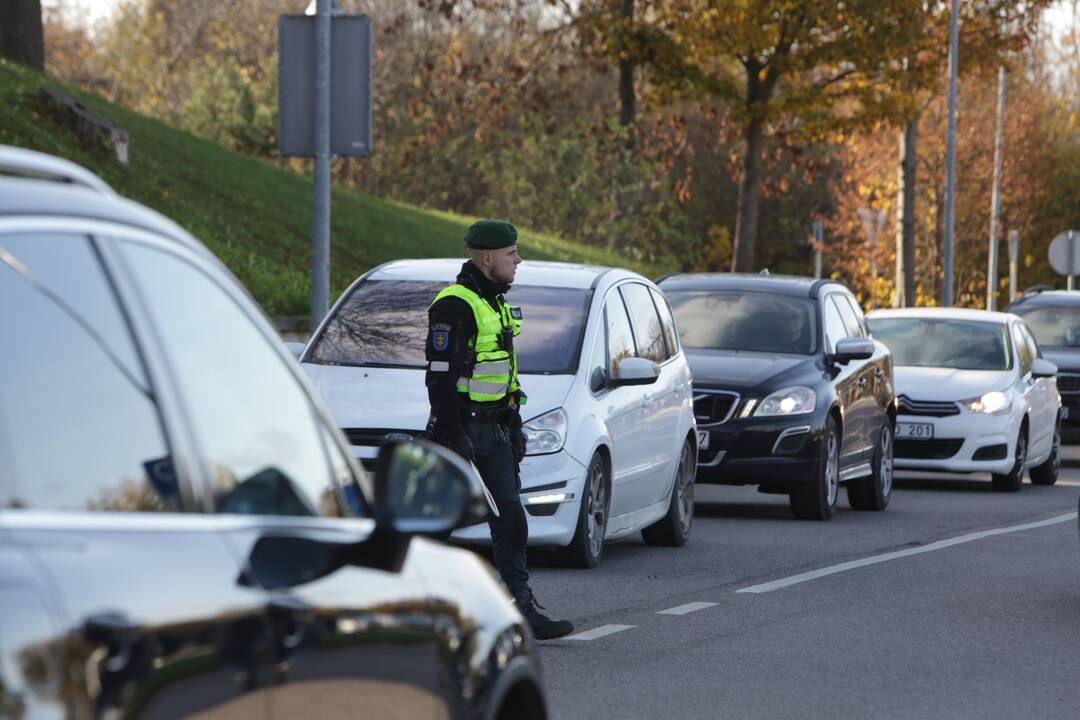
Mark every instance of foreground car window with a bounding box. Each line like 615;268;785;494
120;241;354;518
667;290;818;355
0;234;174;512
869;318;1012;371
309;279;591;374
1010;306;1080;348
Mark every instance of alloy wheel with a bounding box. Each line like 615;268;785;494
676;442;695;535
825;431;839;507
586;462;606;559
880;427;894;497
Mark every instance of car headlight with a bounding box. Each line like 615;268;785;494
963;390;1011;415
522;408;567;455
754;386;816;417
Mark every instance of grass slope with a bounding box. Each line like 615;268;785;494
0;60;660;316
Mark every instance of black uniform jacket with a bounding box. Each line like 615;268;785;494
426;261;515;439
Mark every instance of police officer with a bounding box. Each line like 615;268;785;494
425;220;574;640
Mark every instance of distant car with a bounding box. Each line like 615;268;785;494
867;308;1061;491
1006;287;1080;439
299;259;698;568
0;146;549;720
657;273;896;521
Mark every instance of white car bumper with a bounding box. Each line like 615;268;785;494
451;449;587;548
894;409;1017;475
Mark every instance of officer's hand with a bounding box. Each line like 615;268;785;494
511;426;527;465
444;432;475;463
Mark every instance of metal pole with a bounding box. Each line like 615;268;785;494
1008;229;1018;301
943;0;960;307
813;220;823;280
1070;230;1076;291
986;66;1006;311
310;0;332;329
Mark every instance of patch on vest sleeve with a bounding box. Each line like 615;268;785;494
432;330;449;352
510;306;523;319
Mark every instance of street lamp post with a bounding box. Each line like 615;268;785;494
943;0;960;306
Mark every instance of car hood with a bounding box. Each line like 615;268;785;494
301;363;576;430
1039;348;1080;373
893;366;1014;401
685;349;813;392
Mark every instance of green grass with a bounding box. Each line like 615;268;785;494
0;59;658;316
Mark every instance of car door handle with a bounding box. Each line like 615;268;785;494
641;394;653;407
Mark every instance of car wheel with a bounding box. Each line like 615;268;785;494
991;428;1027;492
560;454;608;568
848;422;893;511
1030;413;1061;486
642;438;696;547
790;416;839;521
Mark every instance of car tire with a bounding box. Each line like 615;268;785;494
991;428;1027;492
848;423;893;511
1030;413;1061;486
790;416;839;521
642;438;696;547
560;453;608;568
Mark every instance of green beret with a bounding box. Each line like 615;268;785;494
464;220;518;250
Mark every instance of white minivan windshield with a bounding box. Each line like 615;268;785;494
868;318;1013;370
308;280;591;374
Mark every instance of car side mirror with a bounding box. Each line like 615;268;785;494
285;341;305;360
830;337;875;364
612;357;660;387
372;439;489;535
1032;358;1058;379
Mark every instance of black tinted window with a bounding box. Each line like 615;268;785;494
121;241;352;518
868;318;1012;371
651;287;680;357
0;234;174;512
1010;306;1080;348
620;283;667;362
667;290;818;355
309;280;591;374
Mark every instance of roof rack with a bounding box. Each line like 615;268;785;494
0;145;115;196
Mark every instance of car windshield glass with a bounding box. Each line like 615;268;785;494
1010;306;1080;348
308;280;591;374
868;318;1012;370
665;290;818;355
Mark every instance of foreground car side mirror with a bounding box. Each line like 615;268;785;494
612;357;661;387
830;337;875;364
1032;358;1058;379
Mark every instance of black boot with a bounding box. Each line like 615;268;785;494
513;589;574;640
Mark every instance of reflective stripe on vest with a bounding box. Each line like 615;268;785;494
431;283;521;402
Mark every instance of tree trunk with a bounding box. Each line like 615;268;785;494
895;116;919;307
0;0;44;70
617;0;635;131
732;116;765;273
612;0;635;243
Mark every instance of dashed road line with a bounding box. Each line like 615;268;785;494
657;602;718;616
737;512;1078;594
566;624;635;641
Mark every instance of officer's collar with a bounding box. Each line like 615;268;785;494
458;261;510;299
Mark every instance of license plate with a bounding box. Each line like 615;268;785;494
697;430;710;450
897;422;934;440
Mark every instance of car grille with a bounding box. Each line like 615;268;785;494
693;390;740;426
1057;373;1080;393
343;428;421;447
897;395;960;418
895;438;964;460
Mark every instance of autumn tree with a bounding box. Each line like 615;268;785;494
0;0;44;70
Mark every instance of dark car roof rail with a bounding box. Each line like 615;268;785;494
1021;284;1055;296
0;145;116;196
809;278;843;298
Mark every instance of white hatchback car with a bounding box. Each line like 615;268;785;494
867;308;1061;491
298;259;698;567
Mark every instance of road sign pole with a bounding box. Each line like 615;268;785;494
311;0;332;329
1070;230;1076;291
943;0;960;306
987;66;1006;311
812;221;823;280
1008;229;1018;301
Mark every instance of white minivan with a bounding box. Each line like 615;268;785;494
298;259;698;567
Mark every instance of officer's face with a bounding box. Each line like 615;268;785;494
490;245;522;285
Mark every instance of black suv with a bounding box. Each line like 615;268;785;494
658;274;896;520
0;146;548;719
1006;286;1080;437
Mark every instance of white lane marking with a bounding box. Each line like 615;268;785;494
738;512;1078;594
566;624;635;641
657;602;718;616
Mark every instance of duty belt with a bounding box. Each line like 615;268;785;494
462;404;514;424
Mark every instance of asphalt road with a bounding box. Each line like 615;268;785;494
529;449;1080;720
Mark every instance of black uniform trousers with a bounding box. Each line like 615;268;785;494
464;418;529;596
